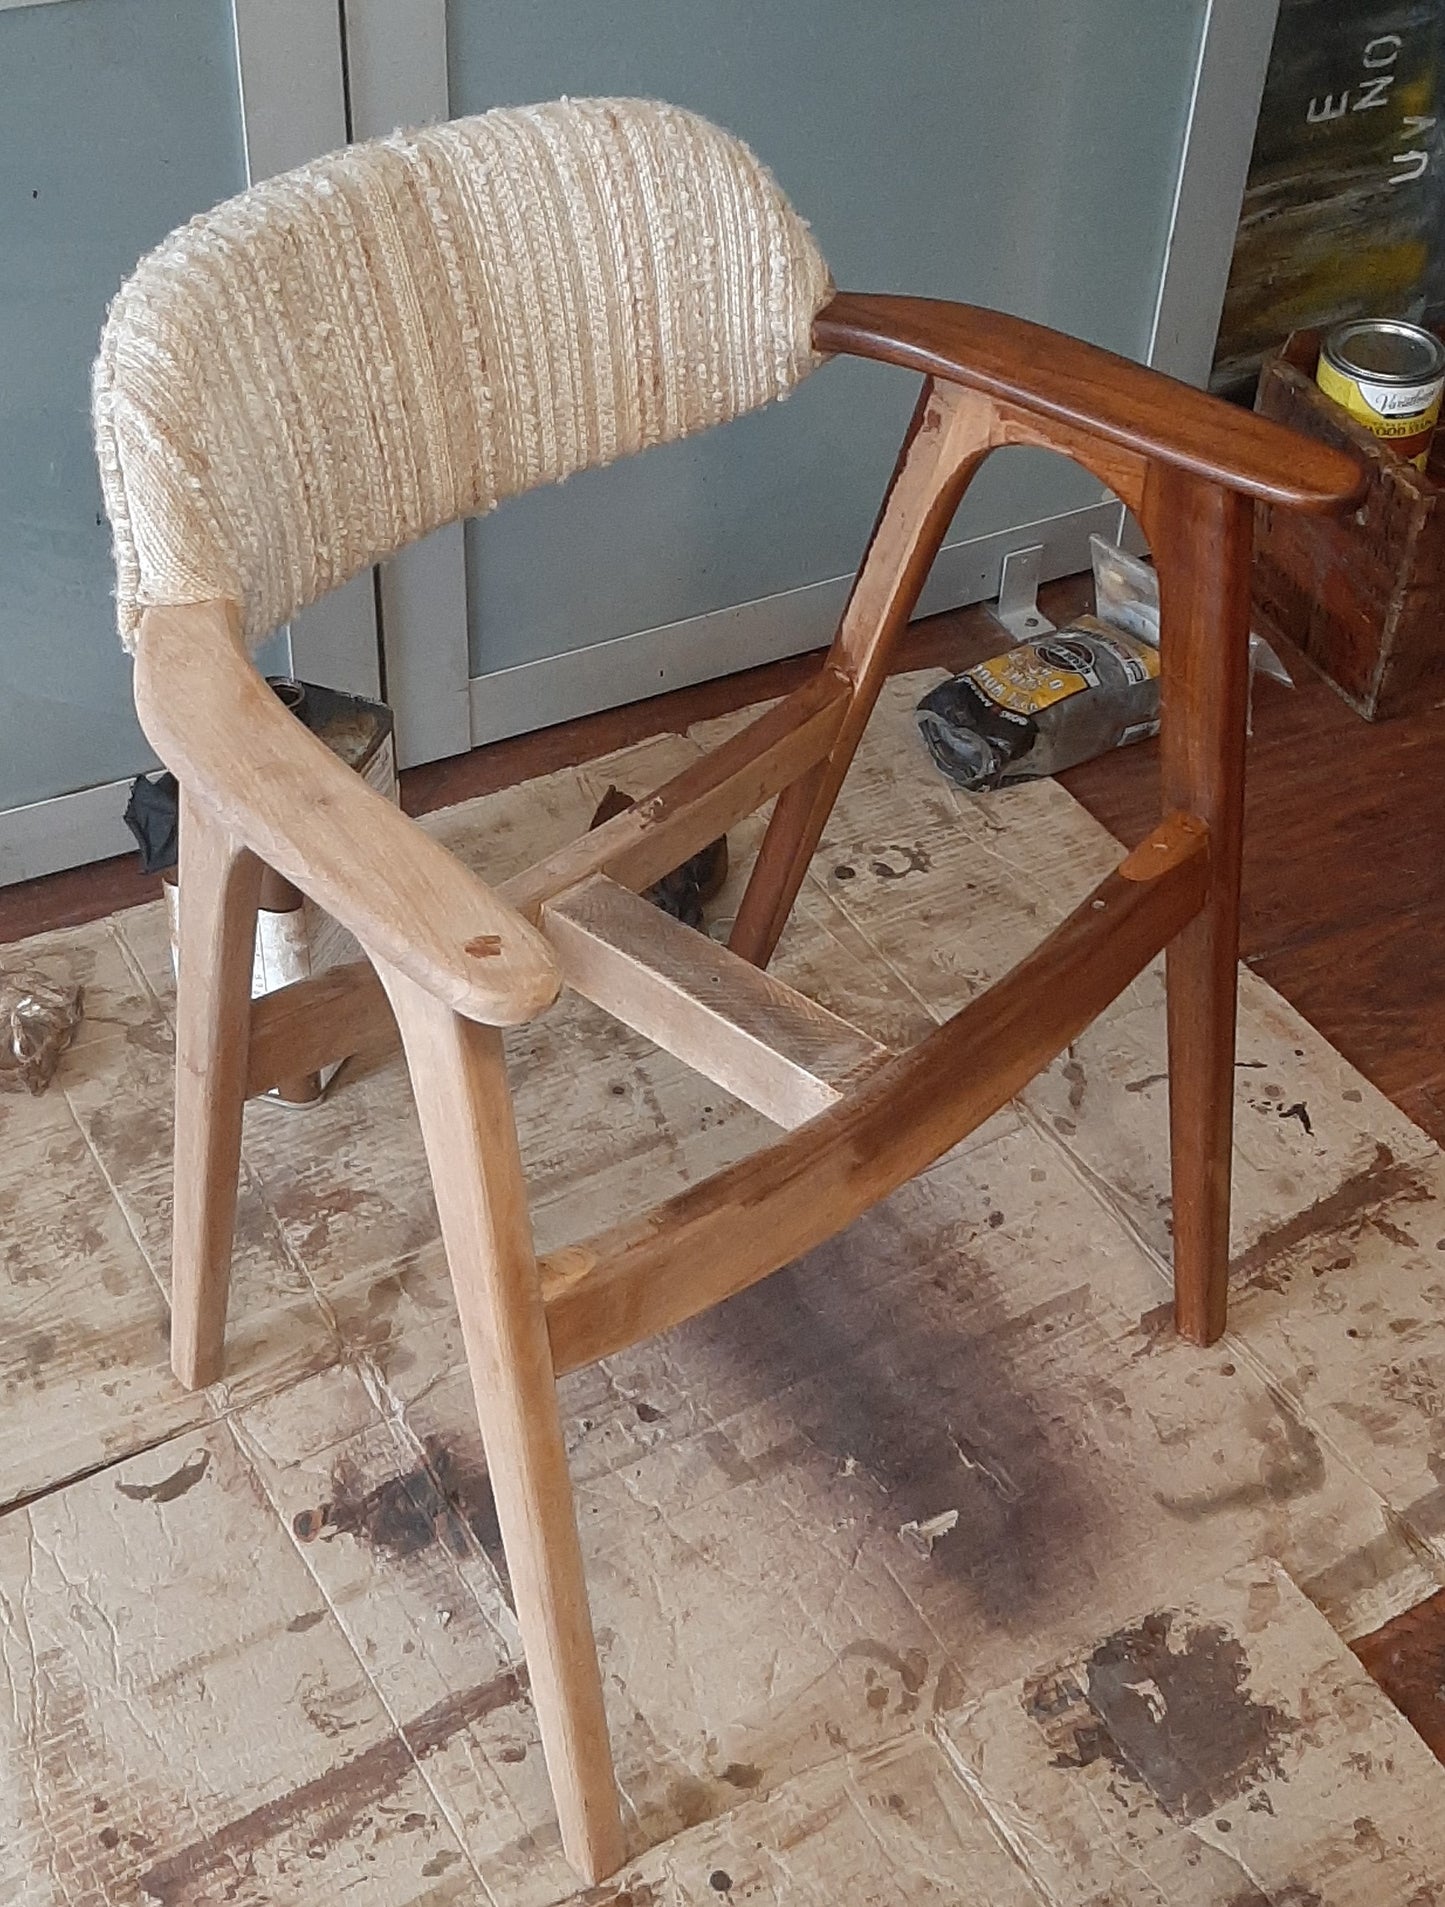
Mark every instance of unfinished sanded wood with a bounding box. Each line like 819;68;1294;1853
542;816;1209;1375
503;666;850;919
376;960;626;1885
133;601;560;1028
170;793;263;1389
544;875;890;1128
245;957;398;1099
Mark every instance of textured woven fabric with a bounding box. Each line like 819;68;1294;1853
93;98;832;652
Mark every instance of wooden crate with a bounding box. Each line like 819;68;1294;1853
1253;326;1445;720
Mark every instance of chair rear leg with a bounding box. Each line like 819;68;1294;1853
730;379;993;968
379;962;626;1886
1148;470;1253;1346
170;791;262;1388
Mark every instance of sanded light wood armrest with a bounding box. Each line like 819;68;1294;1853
814;292;1365;513
132;601;559;1026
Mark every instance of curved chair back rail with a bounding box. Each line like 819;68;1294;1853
94;98;831;653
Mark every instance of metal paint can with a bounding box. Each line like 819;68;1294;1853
1317;319;1445;470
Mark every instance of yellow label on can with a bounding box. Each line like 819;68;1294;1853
967;648;1087;715
1317;352;1443;470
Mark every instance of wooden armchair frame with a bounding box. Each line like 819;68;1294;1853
134;293;1361;1882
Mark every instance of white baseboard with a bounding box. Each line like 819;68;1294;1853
0;778;139;889
468;503;1121;746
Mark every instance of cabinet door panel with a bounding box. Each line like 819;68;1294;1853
0;0;247;818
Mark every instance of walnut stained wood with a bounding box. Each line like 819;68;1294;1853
729;379;996;966
1146;469;1252;1344
502;666;850;919
814;293;1364;510
135;289;1361;1884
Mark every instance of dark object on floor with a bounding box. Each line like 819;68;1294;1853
916;616;1159;791
123;771;180;874
121;680;397;882
589;785;728;927
1255;325;1445;719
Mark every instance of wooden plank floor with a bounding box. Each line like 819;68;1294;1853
4;572;1443;1755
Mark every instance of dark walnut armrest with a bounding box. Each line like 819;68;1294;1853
814;292;1364;514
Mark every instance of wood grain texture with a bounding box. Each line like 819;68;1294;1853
729;379;994;966
989;396;1149;517
815;292;1365;510
377;961;626;1885
244;958;398;1099
169;793;262;1389
542;814;1208;1376
502;665;849;919
132;601;559;1028
1353;1589;1445;1767
1060;627;1445;1152
543;874;889;1128
1142;468;1254;1346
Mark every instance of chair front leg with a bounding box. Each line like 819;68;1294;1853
376;961;626;1886
170;790;262;1388
1144;466;1253;1346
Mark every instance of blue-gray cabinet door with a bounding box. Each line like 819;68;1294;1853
0;0;250;880
396;0;1264;755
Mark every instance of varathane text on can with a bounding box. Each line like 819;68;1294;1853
1317;319;1445;471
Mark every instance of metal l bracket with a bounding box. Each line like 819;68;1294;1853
992;544;1056;643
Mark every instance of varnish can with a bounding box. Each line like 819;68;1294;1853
1317;319;1445;470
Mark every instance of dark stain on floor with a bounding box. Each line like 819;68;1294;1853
115;1448;211;1505
1025;1611;1296;1823
136;1667;526;1903
684;1192;1108;1631
292;1432;512;1602
1232;1144;1433;1291
1154;1387;1325;1516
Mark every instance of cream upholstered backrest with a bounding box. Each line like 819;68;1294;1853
93;98;833;653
